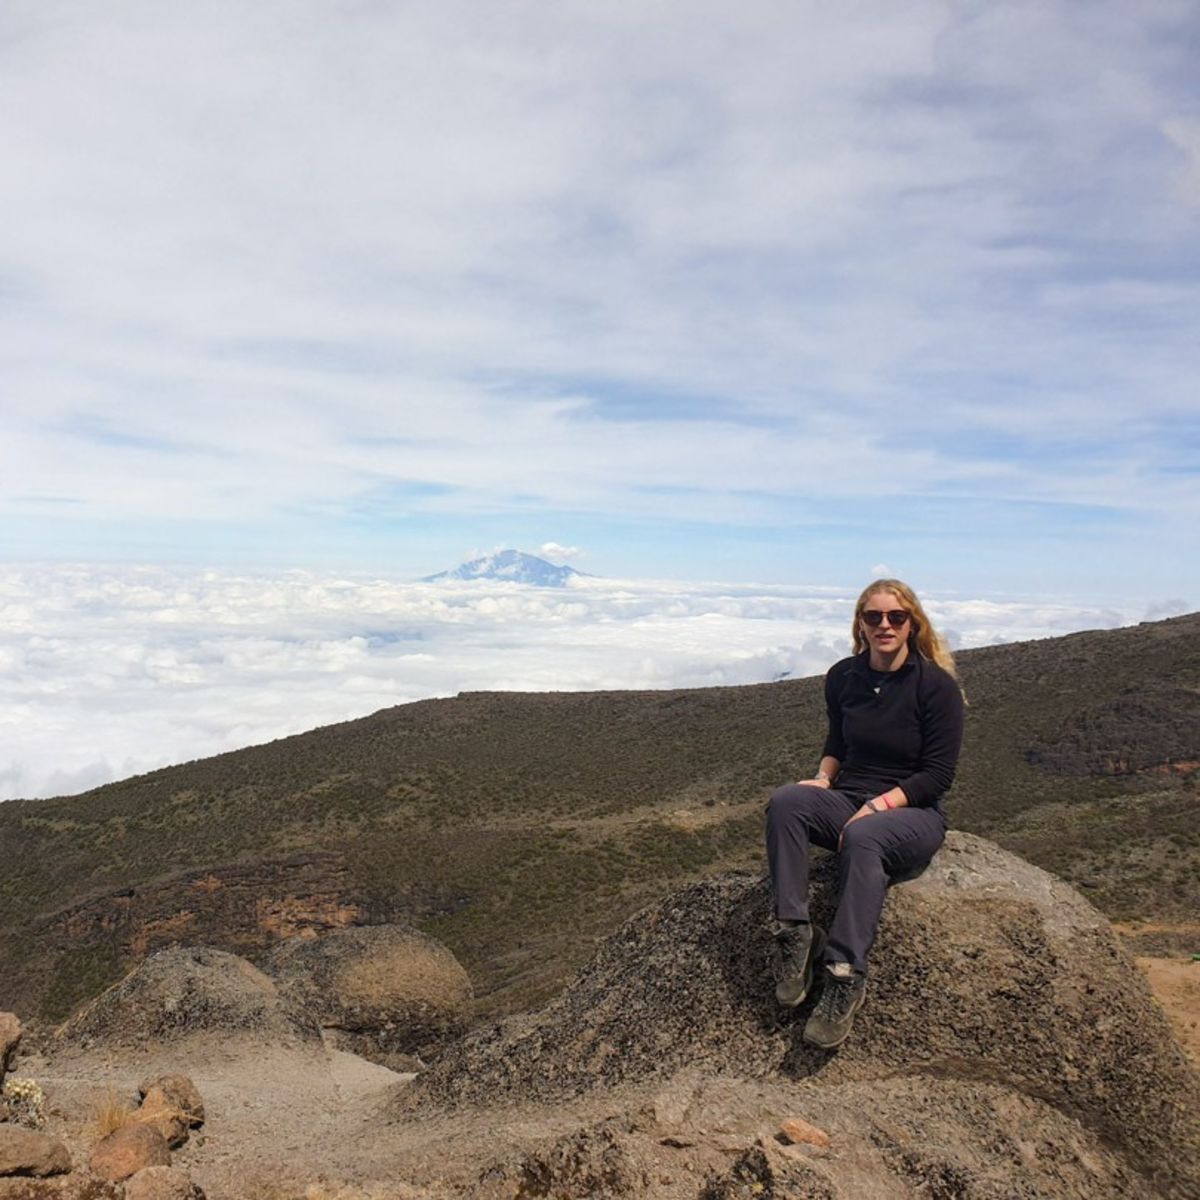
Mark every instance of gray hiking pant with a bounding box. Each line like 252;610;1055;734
765;783;946;974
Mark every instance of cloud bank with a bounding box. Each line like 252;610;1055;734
0;563;1161;802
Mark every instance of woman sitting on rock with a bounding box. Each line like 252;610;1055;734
766;578;964;1048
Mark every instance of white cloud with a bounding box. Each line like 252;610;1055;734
870;564;893;579
539;542;582;562
0;563;1148;801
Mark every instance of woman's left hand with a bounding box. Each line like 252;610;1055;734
838;801;878;850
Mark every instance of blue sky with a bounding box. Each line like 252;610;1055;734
2;0;1198;599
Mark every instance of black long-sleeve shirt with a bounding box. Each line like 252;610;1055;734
821;650;964;811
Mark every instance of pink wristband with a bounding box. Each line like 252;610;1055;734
881;794;897;809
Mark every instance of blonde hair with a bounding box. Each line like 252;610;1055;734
852;579;957;678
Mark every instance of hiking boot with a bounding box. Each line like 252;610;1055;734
802;964;866;1048
772;922;819;1007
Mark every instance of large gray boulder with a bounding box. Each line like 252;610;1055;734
266;924;472;1064
406;832;1200;1199
57;947;303;1048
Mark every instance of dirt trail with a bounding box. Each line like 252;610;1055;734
1136;957;1200;1065
1113;920;1200;936
1112;919;1199;1067
31;1038;415;1198
31;1038;699;1198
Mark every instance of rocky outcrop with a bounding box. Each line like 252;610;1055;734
39;853;362;960
406;832;1200;1199
266;924;472;1064
57;948;305;1049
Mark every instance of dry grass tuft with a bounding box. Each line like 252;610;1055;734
91;1086;136;1139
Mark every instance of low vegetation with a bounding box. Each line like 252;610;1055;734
90;1086;135;1140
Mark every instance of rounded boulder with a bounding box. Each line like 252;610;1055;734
266;924;472;1063
57;947;302;1048
408;831;1200;1198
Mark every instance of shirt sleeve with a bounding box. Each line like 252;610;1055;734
821;663;847;763
895;666;964;807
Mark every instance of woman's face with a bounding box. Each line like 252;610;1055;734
859;589;912;656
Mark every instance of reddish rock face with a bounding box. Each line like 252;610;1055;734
9;852;445;1021
88;1126;171;1183
44;853;366;964
0;1126;72;1178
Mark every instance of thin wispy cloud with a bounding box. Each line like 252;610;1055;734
0;2;1196;592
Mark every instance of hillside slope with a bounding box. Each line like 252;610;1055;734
1;612;1196;1023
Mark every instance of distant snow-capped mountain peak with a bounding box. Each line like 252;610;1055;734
421;549;585;587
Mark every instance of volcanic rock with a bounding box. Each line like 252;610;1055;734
777;1118;829;1149
266;923;472;1063
136;1078;203;1130
129;1090;189;1150
0;1178;124;1199
0;1127;70;1177
406;831;1200;1198
0;1016;20;1086
123;1166;206;1200
88;1125;171;1182
698;1144;836;1200
57;948;304;1048
474;1120;646;1199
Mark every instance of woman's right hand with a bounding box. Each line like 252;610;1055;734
801;776;832;788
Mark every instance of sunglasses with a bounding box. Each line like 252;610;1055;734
861;609;910;628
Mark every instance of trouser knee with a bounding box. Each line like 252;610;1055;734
838;819;885;857
767;783;819;822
